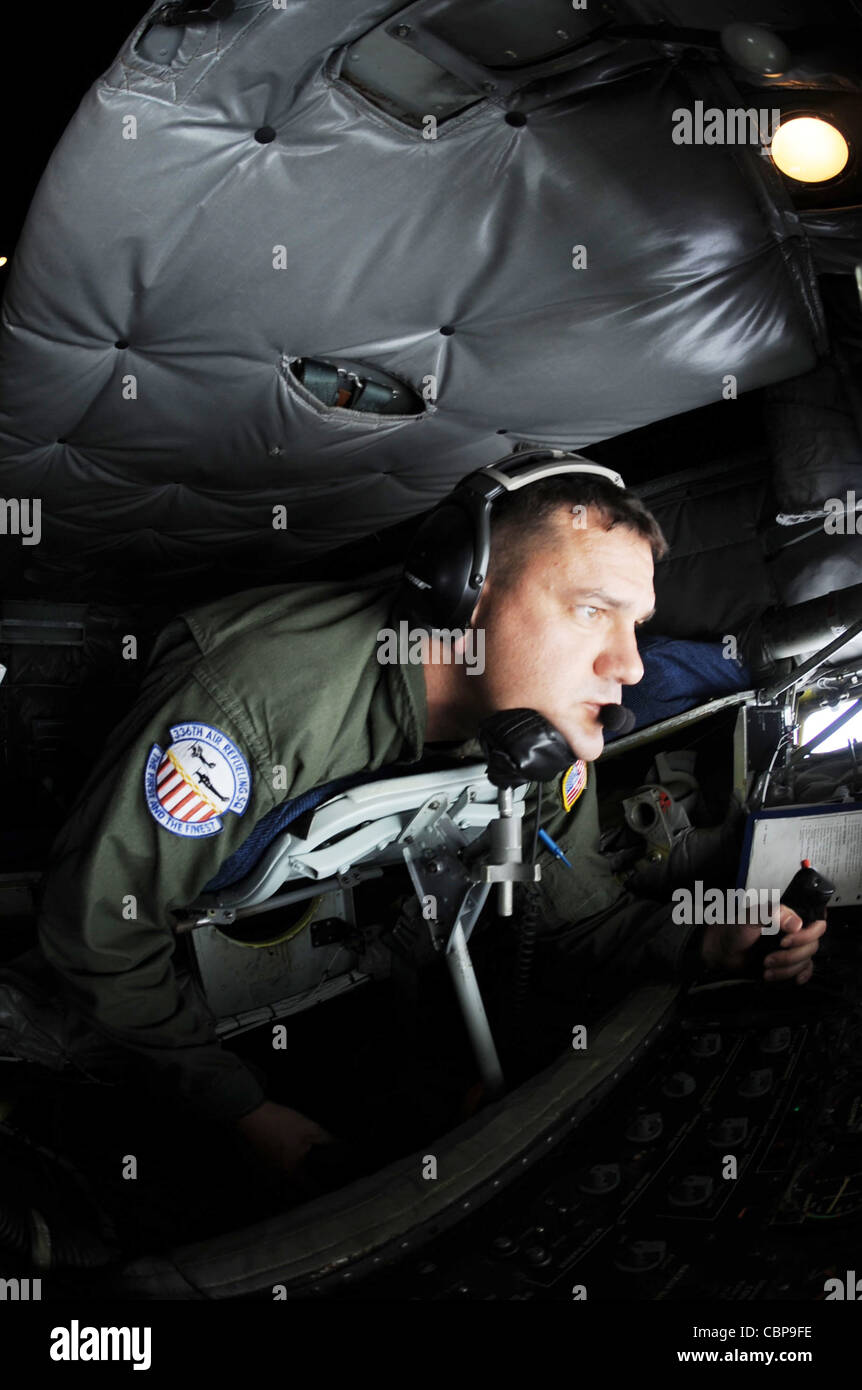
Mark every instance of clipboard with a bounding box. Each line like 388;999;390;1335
737;802;862;907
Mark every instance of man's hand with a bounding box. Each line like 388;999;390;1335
234;1099;335;1180
700;903;826;985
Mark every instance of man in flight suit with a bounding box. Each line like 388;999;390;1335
33;468;827;1180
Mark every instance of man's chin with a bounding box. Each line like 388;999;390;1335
561;717;605;763
580;734;606;763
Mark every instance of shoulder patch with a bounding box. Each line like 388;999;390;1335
145;722;251;838
561;759;588;812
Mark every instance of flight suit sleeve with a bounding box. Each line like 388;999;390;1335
529;765;704;984
36;621;280;1124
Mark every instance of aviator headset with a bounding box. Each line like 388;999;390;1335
401;448;627;630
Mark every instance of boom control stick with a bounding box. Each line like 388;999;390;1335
783;860;835;926
751;858;835;980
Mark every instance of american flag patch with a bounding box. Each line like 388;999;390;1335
156;749;218;825
561;759;587;812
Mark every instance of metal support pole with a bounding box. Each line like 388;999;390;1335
496;786;515;918
445;922;505;1099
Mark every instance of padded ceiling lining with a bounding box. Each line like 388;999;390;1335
0;0;826;578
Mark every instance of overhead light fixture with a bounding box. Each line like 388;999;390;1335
770;116;849;183
0;256;7;268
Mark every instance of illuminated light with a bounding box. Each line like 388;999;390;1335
800;697;862;753
0;257;7;268
770;116;849;183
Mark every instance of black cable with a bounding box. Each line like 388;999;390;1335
530;780;543;865
513;781;545;1020
514;885;541;1020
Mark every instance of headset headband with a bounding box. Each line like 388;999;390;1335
479;452;625;494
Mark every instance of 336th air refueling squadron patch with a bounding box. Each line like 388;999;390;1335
561;759;588;812
145;722;251;838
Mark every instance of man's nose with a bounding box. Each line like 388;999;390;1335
596;626;644;687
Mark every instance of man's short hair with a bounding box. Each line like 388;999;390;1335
487;474;667;591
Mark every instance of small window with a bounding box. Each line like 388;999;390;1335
799;697;862;753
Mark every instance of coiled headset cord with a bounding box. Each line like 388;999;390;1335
513;782;544;1017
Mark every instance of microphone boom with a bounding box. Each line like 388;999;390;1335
599;704;635;734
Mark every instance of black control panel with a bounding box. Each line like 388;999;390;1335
324;920;862;1300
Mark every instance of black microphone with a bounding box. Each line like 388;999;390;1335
599;704;636;735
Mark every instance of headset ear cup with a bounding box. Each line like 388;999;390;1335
400;450;625;633
401;503;478;628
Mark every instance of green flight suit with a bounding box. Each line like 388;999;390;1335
36;574;700;1125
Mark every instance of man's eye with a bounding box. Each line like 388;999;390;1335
578;605;602;621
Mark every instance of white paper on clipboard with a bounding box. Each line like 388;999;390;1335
739;804;862;907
